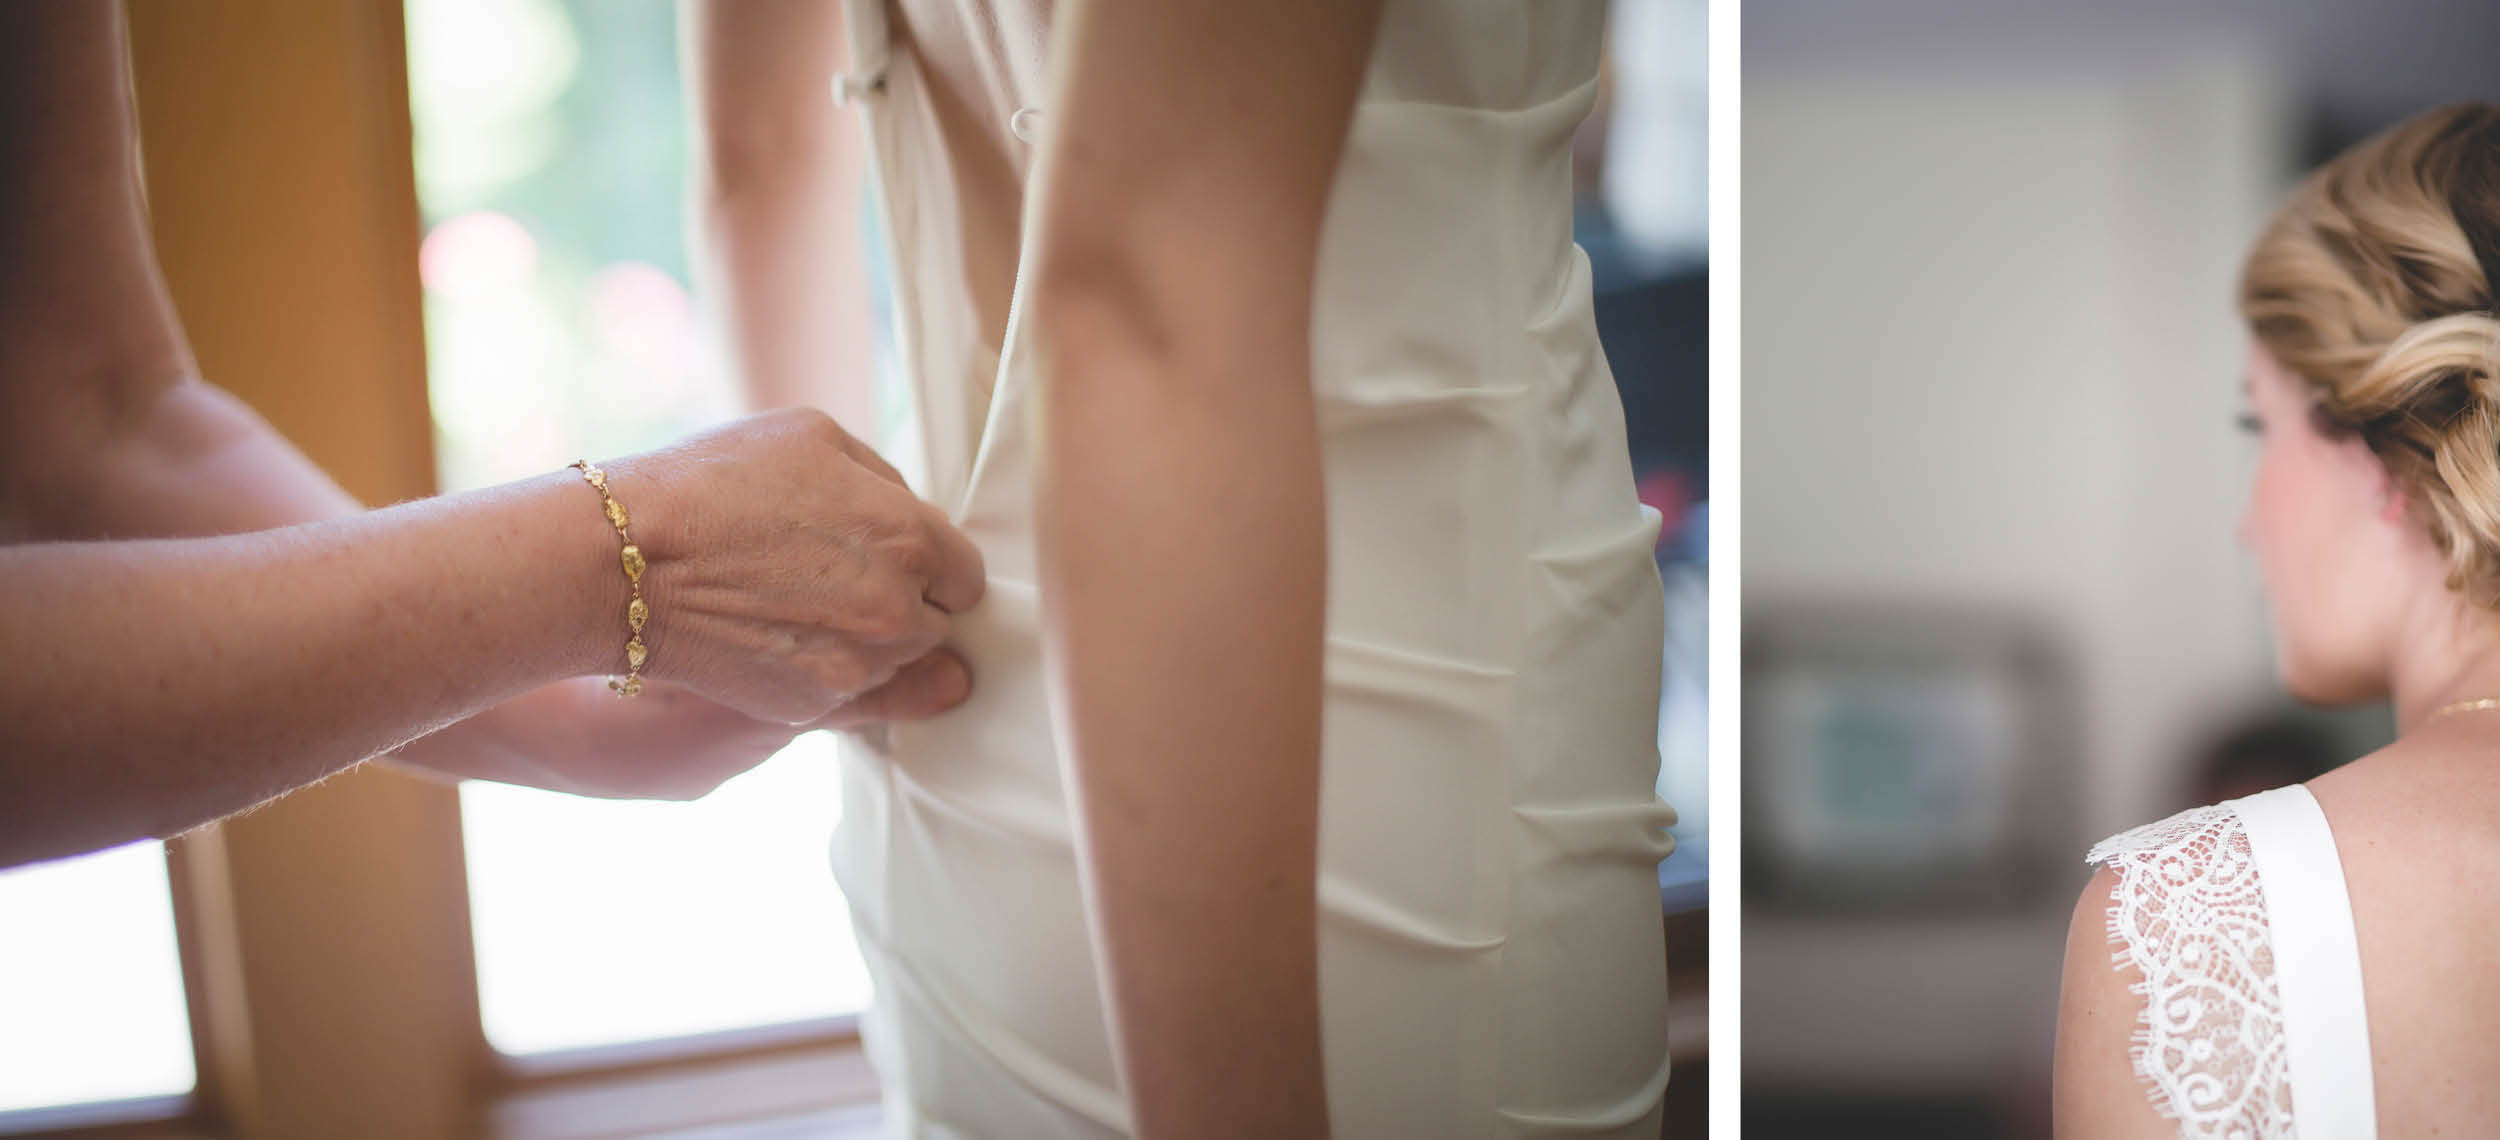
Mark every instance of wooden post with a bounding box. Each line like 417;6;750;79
124;2;485;1136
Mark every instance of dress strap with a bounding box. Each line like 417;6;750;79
2232;784;2377;1138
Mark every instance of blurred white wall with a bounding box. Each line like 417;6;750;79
1603;0;1707;272
1744;40;2293;1093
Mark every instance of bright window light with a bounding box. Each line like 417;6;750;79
407;0;892;1056
0;843;196;1112
462;733;871;1054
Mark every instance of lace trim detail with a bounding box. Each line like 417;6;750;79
2086;805;2295;1140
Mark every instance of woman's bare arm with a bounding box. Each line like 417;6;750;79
0;2;969;811
1;406;987;872
1;470;622;867
1024;2;1382;1134
36;378;971;806
2053;869;2175;1138
684;0;880;437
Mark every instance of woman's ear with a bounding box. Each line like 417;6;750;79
2324;426;2411;526
2372;452;2410;525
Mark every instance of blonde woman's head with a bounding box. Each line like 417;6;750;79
2238;102;2500;701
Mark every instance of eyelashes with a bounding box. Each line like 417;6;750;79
2235;411;2263;436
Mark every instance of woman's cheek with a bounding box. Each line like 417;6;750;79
2252;450;2312;603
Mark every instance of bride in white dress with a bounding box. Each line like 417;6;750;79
687;1;1677;1135
2056;102;2500;1138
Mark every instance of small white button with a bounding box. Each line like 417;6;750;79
832;69;887;106
1009;106;1044;143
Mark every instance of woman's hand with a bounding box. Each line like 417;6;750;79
394;662;969;803
0;4;981;863
388;407;978;800
601;407;986;726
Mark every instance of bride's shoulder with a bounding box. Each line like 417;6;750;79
2054;799;2284;1139
2072;800;2271;993
2070;799;2270;1033
2084;800;2249;871
2075;798;2269;982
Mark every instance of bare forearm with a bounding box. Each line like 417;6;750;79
696;156;876;432
14;377;656;794
1026;1;1380;1131
686;0;877;436
1032;309;1331;1135
0;0;653;803
0;470;616;866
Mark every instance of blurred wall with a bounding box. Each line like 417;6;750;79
1748;43;2290;842
1742;34;2295;1125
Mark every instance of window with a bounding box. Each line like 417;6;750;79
0;844;195;1114
0;5;889;1135
406;0;896;1058
461;740;872;1054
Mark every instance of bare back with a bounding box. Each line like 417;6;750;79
2306;732;2500;1134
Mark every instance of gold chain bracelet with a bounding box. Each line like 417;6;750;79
570;460;649;697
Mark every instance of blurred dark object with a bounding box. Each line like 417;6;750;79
1744;605;2080;915
2182;712;2343;809
1661;1060;1705;1138
1743;1090;2008;1140
1602;268;1708;508
1578;144;1707;559
1658;907;1706;1138
1580;180;1706;561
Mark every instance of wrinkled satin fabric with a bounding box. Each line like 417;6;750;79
828;2;1677;1134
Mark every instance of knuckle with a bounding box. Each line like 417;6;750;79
888;526;936;578
758;406;844;457
798;407;848;445
826;486;905;549
752;405;811;439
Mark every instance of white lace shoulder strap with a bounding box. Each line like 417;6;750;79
2083;785;2376;1140
2086;801;2293;1138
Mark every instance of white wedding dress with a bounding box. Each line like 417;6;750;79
821;0;1678;1135
2085;784;2377;1139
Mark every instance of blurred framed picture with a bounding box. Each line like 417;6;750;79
1743;604;2079;913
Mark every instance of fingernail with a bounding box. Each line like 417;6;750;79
925;656;971;705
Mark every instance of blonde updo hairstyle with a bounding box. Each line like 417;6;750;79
2240;102;2500;605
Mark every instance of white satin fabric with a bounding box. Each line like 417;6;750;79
827;2;1678;1134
